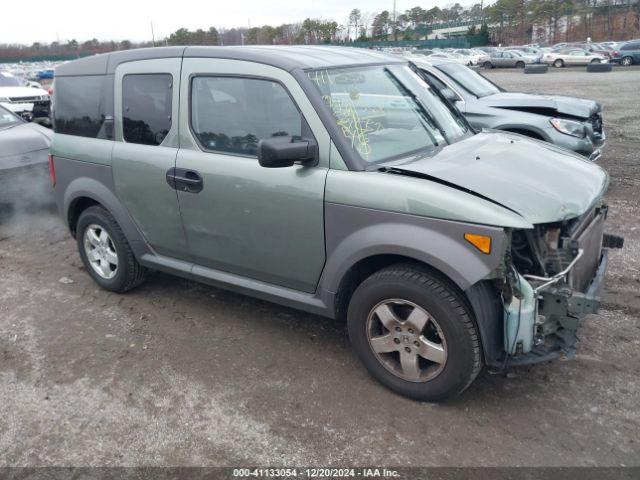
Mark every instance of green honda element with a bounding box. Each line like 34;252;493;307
50;46;621;401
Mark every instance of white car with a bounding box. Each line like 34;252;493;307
0;71;51;124
542;49;608;67
454;49;489;66
427;52;471;66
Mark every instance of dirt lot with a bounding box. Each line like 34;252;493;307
1;67;639;467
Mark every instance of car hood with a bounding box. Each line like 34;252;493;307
481;91;599;118
0;122;51;170
0;86;49;98
383;131;608;225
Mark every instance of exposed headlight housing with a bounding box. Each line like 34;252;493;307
550;118;586;138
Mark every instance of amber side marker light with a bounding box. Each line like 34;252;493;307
464;233;491;254
48;154;56;187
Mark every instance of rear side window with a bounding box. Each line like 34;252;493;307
54;75;113;139
190;76;302;156
122;74;172;146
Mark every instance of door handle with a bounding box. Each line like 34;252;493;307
166;168;204;193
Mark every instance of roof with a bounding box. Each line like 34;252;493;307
55;45;403;77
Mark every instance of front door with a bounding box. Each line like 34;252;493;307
111;58;187;259
175;58;329;293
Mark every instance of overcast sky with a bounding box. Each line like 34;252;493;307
3;0;474;45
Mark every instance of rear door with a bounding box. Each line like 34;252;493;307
503;51;517;67
174;58;330;293
490;51;503;67
111;59;188;259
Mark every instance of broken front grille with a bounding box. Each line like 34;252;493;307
590;112;603;137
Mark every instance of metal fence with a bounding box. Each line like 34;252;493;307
331;35;488;49
0;53;89;64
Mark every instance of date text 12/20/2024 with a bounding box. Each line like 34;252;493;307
233;468;400;477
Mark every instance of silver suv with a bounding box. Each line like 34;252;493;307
50;46;621;401
410;57;605;160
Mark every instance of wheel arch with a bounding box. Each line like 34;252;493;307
62;176;152;260
332;252;480;320
321;205;507;310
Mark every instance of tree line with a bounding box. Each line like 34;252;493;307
1;1;639;61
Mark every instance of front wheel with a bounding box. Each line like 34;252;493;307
76;205;148;293
516;61;525;68
347;264;482;402
483;61;493;69
621;56;633;66
553;59;564;68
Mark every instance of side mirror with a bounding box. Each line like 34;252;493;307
257;136;318;168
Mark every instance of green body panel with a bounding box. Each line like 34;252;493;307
111;58;187;258
385;131;609;225
175;58;329;293
325;169;532;229
175;150;328;292
50;135;113;165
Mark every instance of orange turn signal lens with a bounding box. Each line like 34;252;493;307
464;233;491;254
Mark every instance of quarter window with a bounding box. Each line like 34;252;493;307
54;75;113;139
190;76;303;156
122;74;172;146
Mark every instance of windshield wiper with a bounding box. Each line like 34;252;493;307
383;67;449;145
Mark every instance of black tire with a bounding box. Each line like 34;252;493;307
621;56;633;66
347;264;482;402
76;205;147;293
483;61;493;69
553;59;564;68
516;61;525;68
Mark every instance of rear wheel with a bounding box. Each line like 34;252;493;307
347;264;482;402
621;56;633;66
553;59;564;68
516;61;525;68
76;206;147;293
483;61;493;69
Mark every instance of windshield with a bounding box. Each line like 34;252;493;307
0;105;22;128
308;64;469;163
434;62;501;98
0;72;22;87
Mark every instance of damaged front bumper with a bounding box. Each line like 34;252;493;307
505;249;608;366
502;207;621;366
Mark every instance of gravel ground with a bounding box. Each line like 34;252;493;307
1;67;639;467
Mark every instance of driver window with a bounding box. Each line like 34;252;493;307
190;76;303;157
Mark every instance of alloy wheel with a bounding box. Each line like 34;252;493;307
366;299;447;383
83;224;118;280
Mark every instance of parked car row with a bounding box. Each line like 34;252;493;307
0;71;52;125
38;46;621;402
411;47;490;66
479;39;640;67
